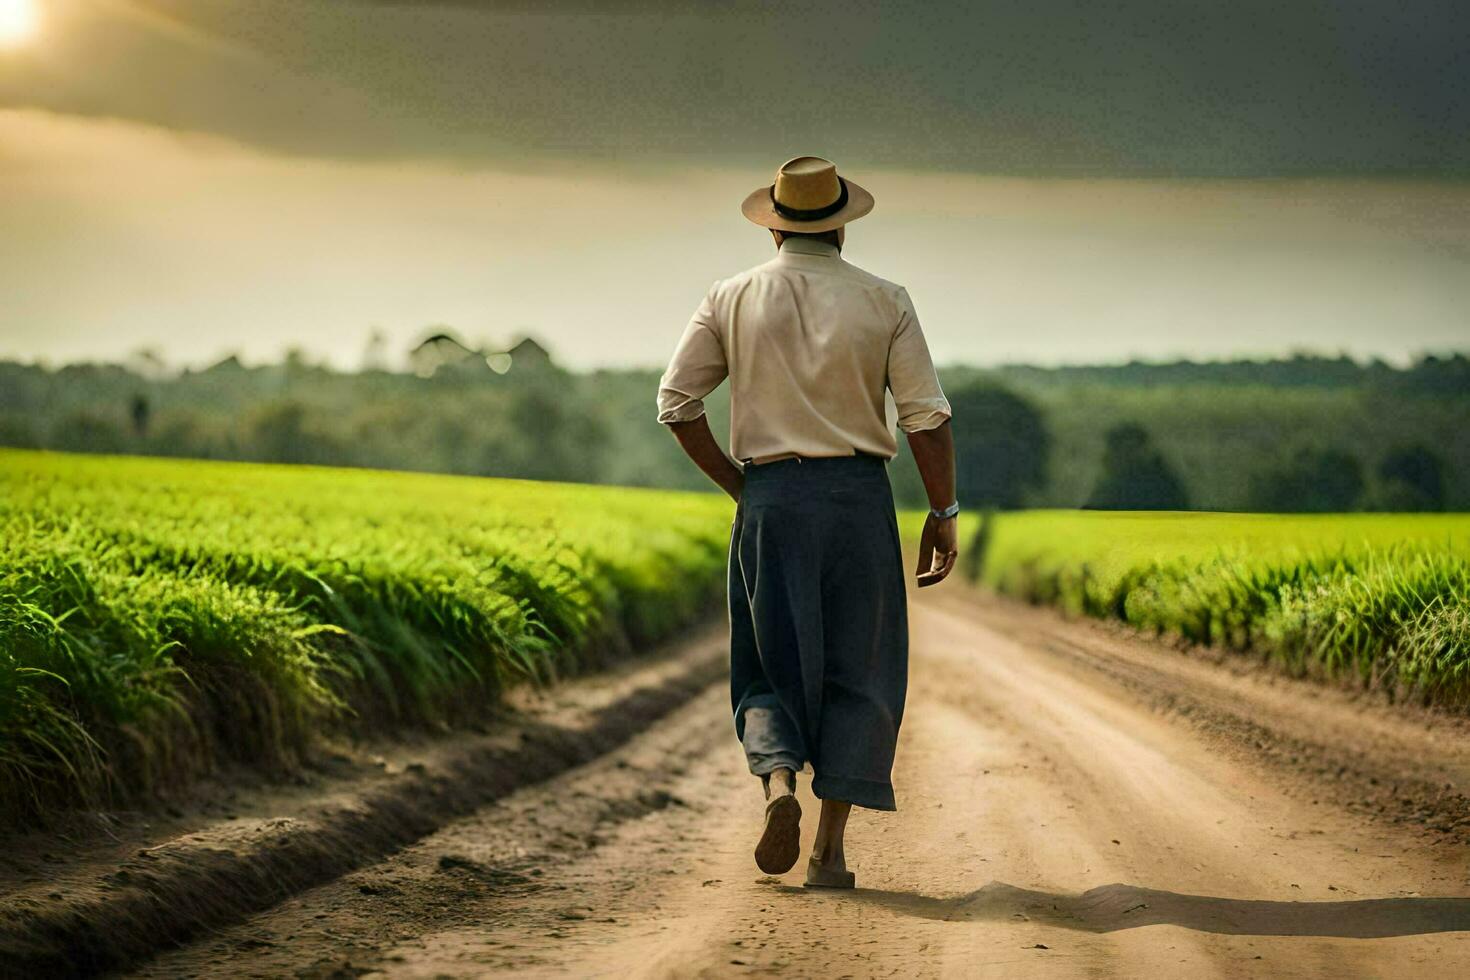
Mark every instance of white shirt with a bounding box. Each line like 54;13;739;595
656;237;951;463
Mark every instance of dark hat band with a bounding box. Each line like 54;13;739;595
770;177;849;222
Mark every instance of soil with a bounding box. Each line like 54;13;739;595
0;627;726;977
12;587;1470;978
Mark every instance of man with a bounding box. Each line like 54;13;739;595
656;156;958;889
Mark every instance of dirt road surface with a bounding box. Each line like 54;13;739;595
129;587;1470;979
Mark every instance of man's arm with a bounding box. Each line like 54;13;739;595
905;420;958;587
668;416;744;502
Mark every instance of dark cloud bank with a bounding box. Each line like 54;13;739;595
2;0;1467;176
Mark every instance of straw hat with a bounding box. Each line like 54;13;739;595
741;156;874;233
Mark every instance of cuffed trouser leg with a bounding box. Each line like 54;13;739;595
739;692;806;776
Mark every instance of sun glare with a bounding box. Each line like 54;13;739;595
0;0;39;49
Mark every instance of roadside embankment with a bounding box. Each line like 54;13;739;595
0;625;725;978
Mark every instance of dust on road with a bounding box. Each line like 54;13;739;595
134;590;1470;979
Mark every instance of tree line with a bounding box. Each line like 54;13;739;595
1;348;1465;512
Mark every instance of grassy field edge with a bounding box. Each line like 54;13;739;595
0;450;733;825
964;509;1470;707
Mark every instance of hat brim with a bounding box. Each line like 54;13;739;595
740;179;874;233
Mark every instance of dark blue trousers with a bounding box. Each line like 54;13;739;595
728;454;909;811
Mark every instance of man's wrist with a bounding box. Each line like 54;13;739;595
929;500;960;520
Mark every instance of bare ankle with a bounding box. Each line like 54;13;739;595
764;766;796;799
812;841;846;869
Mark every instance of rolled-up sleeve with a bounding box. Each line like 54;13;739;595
656;286;728;425
887;288;951;432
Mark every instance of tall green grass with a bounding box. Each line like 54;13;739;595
0;450;731;819
967;510;1470;703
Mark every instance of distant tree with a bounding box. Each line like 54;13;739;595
1084;423;1189;510
496;385;608;481
946;384;1050;509
1375;444;1446;511
148;412;221;460
1247;447;1364;512
245;401;312;464
130;394;151;437
0;414;39;449
1399;353;1470;394
51;412;127;454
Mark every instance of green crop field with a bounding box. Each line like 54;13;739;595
11;447;1467;824
0;449;732;819
969;510;1470;702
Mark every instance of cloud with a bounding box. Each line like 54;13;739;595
1;0;1467;176
3;108;1468;374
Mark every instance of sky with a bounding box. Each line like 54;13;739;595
1;0;1467;370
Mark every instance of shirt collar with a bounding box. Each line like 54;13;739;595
778;237;841;259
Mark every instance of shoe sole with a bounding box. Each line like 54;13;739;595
755;794;802;875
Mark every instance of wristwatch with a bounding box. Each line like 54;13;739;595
930;501;960;520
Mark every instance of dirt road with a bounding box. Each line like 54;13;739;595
129;588;1470;979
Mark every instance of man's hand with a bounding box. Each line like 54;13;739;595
906;420;959;587
915;512;958;587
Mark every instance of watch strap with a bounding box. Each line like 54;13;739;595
931;501;960;520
